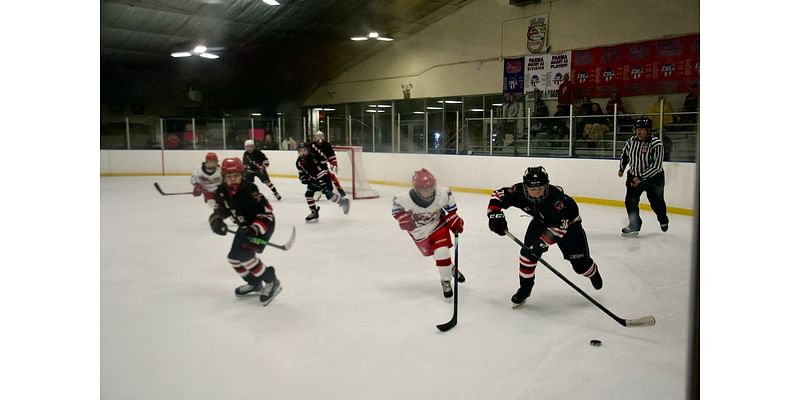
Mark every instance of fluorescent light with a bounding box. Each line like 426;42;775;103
492;103;503;107
376;104;391;108
198;53;219;59
365;109;385;113
376;37;394;41
412;112;425;115
171;52;191;57
322;108;336;111
263;0;280;5
426;106;443;110
437;100;462;104
468;108;484;112
351;37;368;41
251;113;262;116
193;45;207;54
368;32;379;38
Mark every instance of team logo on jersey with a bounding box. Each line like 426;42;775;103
577;71;588;83
631;66;643;79
554;200;564;211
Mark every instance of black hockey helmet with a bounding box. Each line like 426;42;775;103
634;117;653;130
297;142;308;149
523;166;549;187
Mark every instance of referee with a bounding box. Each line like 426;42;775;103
617;117;669;236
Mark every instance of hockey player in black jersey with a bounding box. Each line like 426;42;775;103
209;157;282;306
311;130;347;197
296;142;350;222
242;139;282;201
487;166;603;308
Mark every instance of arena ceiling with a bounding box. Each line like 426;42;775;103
101;0;473;109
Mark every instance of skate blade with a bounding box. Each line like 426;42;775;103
260;285;283;307
305;219;320;224
512;300;526;309
621;231;639;237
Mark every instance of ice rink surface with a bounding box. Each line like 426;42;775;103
101;176;696;400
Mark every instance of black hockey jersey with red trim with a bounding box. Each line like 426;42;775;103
310;141;337;165
243;149;269;171
214;181;274;229
488;183;582;241
296;153;329;183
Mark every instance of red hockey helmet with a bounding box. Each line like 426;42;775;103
205;152;219;162
412;168;436;192
221;157;244;175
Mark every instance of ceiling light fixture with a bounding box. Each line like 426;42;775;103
171;44;221;59
262;0;280;5
171;52;192;58
193;45;207;54
351;31;394;42
198;53;219;59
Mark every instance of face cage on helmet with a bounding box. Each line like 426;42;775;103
523;184;549;203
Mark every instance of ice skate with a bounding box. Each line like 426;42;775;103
621;225;640;237
305;206;320;223
589;270;603;290
660;222;669;232
340;197;350;215
511;277;534;309
440;280;453;299
235;281;263;297
259;279;282;306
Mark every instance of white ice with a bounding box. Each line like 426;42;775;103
101;176;695;400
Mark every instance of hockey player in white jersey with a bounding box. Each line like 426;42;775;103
190;152;222;209
391;168;465;298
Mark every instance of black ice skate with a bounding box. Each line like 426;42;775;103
441;280;453;299
305;206;320;223
235;281;263;297
660;222;669;232
589;270;603;290
340;197;350;215
621;226;640;237
511;277;535;309
259;279;282;306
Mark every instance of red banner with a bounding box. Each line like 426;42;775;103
571;34;699;99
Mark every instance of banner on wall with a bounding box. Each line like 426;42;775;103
522;52;571;99
572;34;699;99
503;57;525;96
526;15;549;54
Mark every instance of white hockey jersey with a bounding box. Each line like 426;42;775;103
190;164;222;192
391;185;457;241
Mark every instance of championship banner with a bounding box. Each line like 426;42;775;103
527;15;548;54
524;52;571;99
571;34;699;98
503;57;525;96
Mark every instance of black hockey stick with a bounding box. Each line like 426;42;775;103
505;231;655;328
436;232;459;332
153;182;193;196
225;225;296;251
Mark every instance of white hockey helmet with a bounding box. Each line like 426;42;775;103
244;139;255;149
314;130;325;138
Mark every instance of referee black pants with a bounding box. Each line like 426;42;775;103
625;171;668;229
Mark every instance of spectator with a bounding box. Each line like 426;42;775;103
281;136;298;150
646;95;674;131
582;103;610;144
681;83;699;124
605;90;626;115
557;73;574;107
550;104;570;139
617;117;669;236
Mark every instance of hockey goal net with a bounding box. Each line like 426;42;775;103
332;146;379;199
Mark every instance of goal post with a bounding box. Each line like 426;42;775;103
332;146;379;199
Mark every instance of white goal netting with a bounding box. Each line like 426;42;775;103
332;146;379;199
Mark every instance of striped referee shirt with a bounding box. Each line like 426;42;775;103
618;134;664;180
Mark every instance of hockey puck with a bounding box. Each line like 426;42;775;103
590;339;602;347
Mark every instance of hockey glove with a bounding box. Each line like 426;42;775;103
445;212;464;234
192;184;204;197
209;213;227;236
488;212;507;236
238;224;257;237
395;211;416;231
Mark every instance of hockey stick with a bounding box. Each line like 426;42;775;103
505;230;655;328
436;232;459;332
153;182;193;196
225;225;297;251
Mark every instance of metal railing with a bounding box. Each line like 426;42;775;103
101;100;697;162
